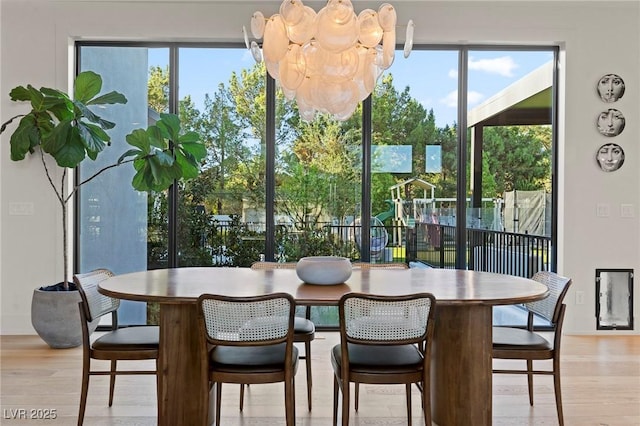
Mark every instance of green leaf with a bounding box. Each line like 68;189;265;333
51;127;86;167
44;97;74;122
87;91;127;106
152;149;175;166
126;129;152;153
9;86;32;102
9;115;38;161
117;148;142;164
41;119;73;155
16;85;46;111
75;102;116;130
145;125;166;148
156;113;181;140
40;87;67;99
34;112;55;141
175;150;200;179
74;71;102;103
178;139;207;160
77;122;110;153
176;130;201;144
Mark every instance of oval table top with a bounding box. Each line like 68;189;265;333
99;267;549;306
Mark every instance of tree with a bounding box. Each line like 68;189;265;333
482;125;551;195
189;85;250;213
148;65;169;114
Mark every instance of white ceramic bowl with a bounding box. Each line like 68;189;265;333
296;256;352;285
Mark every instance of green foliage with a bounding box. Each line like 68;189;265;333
8;71;127;167
223;215;264;267
482;125;551;195
276;226;358;262
148;65;170;114
1;71;205;289
120;113;205;192
141;59;553;270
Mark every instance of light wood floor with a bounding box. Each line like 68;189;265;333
1;333;639;425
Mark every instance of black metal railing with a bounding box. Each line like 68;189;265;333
406;224;552;278
172;217;551;278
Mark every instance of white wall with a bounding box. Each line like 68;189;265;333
1;0;639;335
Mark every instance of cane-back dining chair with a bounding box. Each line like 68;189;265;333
250;260;315;411
350;261;409;407
74;269;159;426
351;262;409;270
197;292;298;426
332;292;437;426
492;270;572;426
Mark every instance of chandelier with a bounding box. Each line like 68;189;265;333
244;0;414;122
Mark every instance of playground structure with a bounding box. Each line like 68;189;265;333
376;178;550;249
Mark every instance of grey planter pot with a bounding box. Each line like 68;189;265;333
31;288;98;349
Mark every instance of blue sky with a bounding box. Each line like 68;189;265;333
149;47;553;128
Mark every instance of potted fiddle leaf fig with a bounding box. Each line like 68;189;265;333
1;71;206;348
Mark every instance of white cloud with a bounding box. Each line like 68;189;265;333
440;91;458;108
440;90;485;108
448;69;458;79
469;56;518;77
467;91;485;107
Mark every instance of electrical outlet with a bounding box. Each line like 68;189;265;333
575;291;585;305
621;204;635;218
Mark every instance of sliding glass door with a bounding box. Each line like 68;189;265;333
77;43;557;326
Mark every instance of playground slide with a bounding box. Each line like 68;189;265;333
374;200;395;223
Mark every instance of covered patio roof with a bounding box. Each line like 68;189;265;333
467;61;554;208
467;61;553;127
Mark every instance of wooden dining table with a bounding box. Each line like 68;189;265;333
99;266;548;426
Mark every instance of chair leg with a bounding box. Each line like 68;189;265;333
354;382;359;412
77;360;90;426
422;379;432;426
215;383;222;426
155;360;160;419
406;383;412;426
341;379;350;426
305;340;313;411
285;376;296;426
553;357;564;426
333;376;339;426
108;360;117;406
239;384;245;411
526;359;534;406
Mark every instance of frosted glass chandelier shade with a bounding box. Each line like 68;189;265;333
246;0;414;122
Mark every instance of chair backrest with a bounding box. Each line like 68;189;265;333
525;271;572;325
250;261;297;270
351;262;409;269
74;269;119;323
198;293;295;346
339;292;436;346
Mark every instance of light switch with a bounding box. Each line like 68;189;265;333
596;203;610;217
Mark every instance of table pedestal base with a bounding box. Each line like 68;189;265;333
432;304;492;426
158;304;209;426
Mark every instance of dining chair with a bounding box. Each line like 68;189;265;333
197;292;298;426
351;262;409;269
250;260;315;411
350;261;409;407
332;292;437;426
492;270;572;426
74;269;159;426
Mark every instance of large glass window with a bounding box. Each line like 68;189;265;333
77;43;557;327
